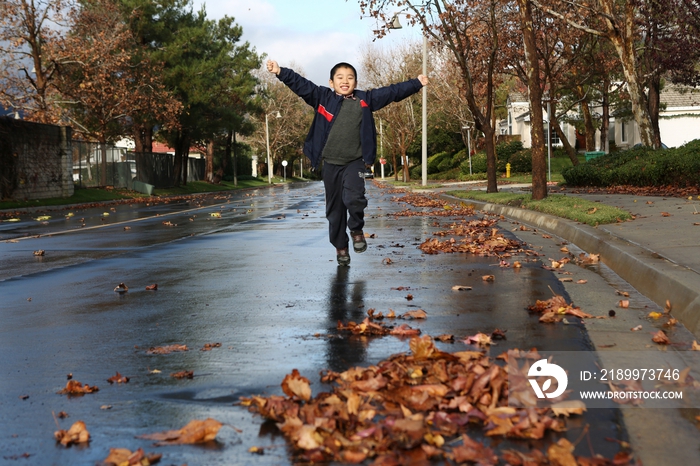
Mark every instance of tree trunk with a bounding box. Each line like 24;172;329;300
205;140;214;182
577;91;597;151
482;126;498;193
647;74;662;148
232;131;238;186
392;151;399;181
604;19;655;147
100;139;108;187
550;113;578;165
518;0;547;200
599;77;610;153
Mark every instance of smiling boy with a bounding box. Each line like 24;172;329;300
267;60;428;266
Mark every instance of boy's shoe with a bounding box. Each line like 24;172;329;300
350;231;367;253
337;248;351;266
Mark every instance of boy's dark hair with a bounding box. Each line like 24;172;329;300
330;62;357;80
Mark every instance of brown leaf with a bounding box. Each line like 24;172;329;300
401;309;427;319
547;438;577;466
482;274;495;282
631;325;643;331
146;344;188;354
57;380;99;396
390;323;421;337
463;332;493;347
664;299;672;314
281;369;312;401
145;284;158;291
103;447;162;466
55;420;90;447
692;341;700;351
661;212;671;217
616;290;630;297
171;371;194;379
618;300;630;308
107;372;129;384
201;342;222;351
576;279;587;284
452;285;472;291
550;400;586;417
435;334;454;342
114;283;128;293
137;418;223;445
652;330;670;345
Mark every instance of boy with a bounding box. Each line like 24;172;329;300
267;59;428;266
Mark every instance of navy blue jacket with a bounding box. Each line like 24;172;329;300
276;67;423;170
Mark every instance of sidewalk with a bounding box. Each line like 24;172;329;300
425;181;700;338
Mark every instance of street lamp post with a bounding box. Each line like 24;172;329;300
264;111;282;184
389;15;428;187
462;122;474;175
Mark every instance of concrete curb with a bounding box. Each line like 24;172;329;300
439;195;700;338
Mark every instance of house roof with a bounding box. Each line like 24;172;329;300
508;91;528;104
661;85;700;108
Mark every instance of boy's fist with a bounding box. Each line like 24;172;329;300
267;60;280;75
417;74;429;86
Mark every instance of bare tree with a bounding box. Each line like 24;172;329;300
361;42;423;182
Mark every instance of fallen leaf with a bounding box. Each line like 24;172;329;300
146;344;188;354
648;311;663;319
691;341;700;351
57;380;99;396
451;285;472;291
101;405;112;410
281;369;312;401
210;212;222;218
103;447;162;466
35;215;51;221
550;400;586;417
576;279;587;284
382;257;393;265
631;325;643;331
661;212;671;217
145;284;158;291
55;420;89;447
107;372;129;384
435;334;454;342
547;438;577;466
405;294;414;300
201;342;222;351
171;371;194;379
463;332;493;346
401;309;427;319
587;207;597;214
482;275;495;282
33;250;45;256
114;283;128;293
664;299;672;314
652;330;670;345
618;300;629;308
513;261;522;268
137;418;223;445
615;290;630;297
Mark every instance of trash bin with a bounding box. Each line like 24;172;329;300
584;151;605;161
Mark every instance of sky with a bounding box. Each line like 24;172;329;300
190;0;422;86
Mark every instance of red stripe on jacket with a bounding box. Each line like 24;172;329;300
360;100;368;108
318;105;333;122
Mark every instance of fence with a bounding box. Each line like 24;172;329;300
0;117;73;200
72;141;205;189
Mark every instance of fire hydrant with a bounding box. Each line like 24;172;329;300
506;163;511;178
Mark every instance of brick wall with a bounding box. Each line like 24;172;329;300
0;117;74;200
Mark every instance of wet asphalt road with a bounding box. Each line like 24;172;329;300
0;182;627;465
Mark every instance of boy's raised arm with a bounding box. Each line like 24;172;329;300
266;60;281;75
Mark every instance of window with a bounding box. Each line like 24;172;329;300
621;121;628;143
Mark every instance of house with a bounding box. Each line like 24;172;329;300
502;85;700;151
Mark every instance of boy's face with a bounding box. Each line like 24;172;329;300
329;67;356;96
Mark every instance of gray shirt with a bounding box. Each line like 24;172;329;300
322;97;362;165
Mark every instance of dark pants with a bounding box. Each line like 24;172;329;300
322;158;368;250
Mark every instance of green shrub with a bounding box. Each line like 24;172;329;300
427;152;451;174
496;140;524;171
460;152;487;174
437;157;453;172
562;140;700;187
452;149;468;167
509;149;533;173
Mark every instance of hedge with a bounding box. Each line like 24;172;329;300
562;139;700;187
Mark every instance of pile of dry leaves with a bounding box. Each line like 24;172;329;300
420;220;526;257
241;336;633;465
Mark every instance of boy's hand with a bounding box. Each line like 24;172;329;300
267;60;280;75
418;74;429;86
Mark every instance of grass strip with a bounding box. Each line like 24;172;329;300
448;190;633;226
